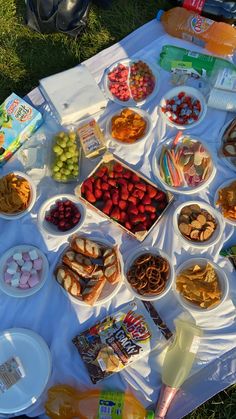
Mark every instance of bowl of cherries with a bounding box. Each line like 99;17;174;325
38;194;85;237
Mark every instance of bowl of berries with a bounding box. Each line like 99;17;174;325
38;194;85;237
160;86;207;129
104;58;159;106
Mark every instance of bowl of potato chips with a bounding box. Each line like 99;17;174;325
174;258;229;312
0;171;36;220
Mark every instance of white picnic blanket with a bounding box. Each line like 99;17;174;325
0;19;236;419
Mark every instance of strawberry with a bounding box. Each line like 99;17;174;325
110;207;120;221
102;175;108;182
125;221;132;230
150;213;157;220
135;182;146;192
96;166;108;177
120;211;127;222
94;189;103;199
144;205;156;213
142;194;151;205
119;200;127;210
103;191;111;200
117;178;127;187
103;199;113;215
85;190;96;203
121;186;129;201
132;173;140;182
109;171;115;179
108;179;117;187
123;170;132;179
155;191;166;201
133;189;144;200
147;185;157;198
130;214;146;224
83;178;93;192
128;196;138;205
138;204;145;213
132;223;147;232
101;182;109;191
95;178;102;190
111;191;119;205
128;204;139;215
89;176;95;183
114;163;123;173
127;182;134;193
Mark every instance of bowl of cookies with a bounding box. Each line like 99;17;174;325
124;246;174;301
214;179;236;226
0;172;36;220
173;201;225;249
174;258;229;312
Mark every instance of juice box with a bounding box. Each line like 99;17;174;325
0;93;43;167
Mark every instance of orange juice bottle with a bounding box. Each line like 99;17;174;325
45;385;154;419
157;7;236;56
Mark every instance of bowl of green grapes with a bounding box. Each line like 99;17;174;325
51;131;80;183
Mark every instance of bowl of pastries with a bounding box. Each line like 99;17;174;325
54;235;123;306
174;258;229;312
0;171;36;220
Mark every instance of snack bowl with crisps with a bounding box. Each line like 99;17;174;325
0;171;36;220
124;246;174;301
173;201;225;249
106;107;152;145
214;179;236;226
174;258;229;312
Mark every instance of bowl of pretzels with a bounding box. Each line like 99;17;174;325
124;246;174;301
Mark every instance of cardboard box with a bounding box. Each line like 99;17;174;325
75;153;174;241
0;93;43;166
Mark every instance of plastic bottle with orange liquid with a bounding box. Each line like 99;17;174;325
45;385;155;419
157;7;236;56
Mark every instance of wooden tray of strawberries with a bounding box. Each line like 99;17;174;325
75;153;174;241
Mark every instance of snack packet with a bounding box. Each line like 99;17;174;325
72;299;172;384
220;245;236;269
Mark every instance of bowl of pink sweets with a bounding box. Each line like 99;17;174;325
0;245;49;298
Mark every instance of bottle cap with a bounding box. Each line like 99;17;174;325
156;10;164;21
146;410;155;419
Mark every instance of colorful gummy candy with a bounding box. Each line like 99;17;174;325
161;91;201;125
159;137;213;189
108;60;155;102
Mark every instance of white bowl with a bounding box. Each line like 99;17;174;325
173;200;225;249
218;119;236;172
103;58;160;107
124;246;174;301
53;236;123;307
214;179;236;226
174;258;229;312
37;194;86;237
160;86;207;129
152;136;216;195
105;107;153;146
0;245;49;298
0;171;36;220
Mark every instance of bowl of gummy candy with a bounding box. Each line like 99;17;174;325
104;58;159;106
160;86;207;129
0;245;49;298
38;194;85;237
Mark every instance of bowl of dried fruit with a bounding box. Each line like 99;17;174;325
173;201;225;249
214;179;236;226
174;258;229;312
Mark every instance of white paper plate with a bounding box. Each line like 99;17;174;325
0;328;52;415
105;107;153;146
124;246;174;301
159;86;207;130
53;236;123;307
218;119;236;172
152;136;216;195
0;245;49;298
214;179;236;226
103;58;160;106
0;171;36;220
173;201;225;249
174;258;229;313
38;194;86;237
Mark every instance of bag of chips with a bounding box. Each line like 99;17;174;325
220;245;236;270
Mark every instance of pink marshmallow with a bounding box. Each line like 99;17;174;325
4;272;12;284
20;272;30;285
19;283;30;289
22;252;31;261
7;257;14;264
33;258;43;271
28;274;40;288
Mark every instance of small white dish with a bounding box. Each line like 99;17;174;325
0;171;36;220
103;58;160;107
173;200;225;249
160;85;207;129
218;119;236;172
38;194;85;237
214;179;236;226
105;107;152;146
174;257;229;312
124;246;174;301
0;245;49;298
152;136;216;195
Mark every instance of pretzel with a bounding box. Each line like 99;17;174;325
71;237;102;258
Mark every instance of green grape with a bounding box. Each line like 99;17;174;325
53;165;59;173
53;173;61;180
58;132;66;139
64;169;70;175
72;156;78;163
66;151;72;159
53;145;62;154
73;169;79;176
69;132;76;141
61;175;67;181
60;154;67;162
56;160;63;168
68;164;74;171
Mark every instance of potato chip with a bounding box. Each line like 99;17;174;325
176;262;221;309
111;108;147;143
0;173;31;214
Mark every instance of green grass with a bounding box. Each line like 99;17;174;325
0;1;235;418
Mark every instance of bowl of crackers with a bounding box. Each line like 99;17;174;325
0;172;36;220
124;246;174;301
214;179;236;226
173;201;225;249
174;258;229;312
